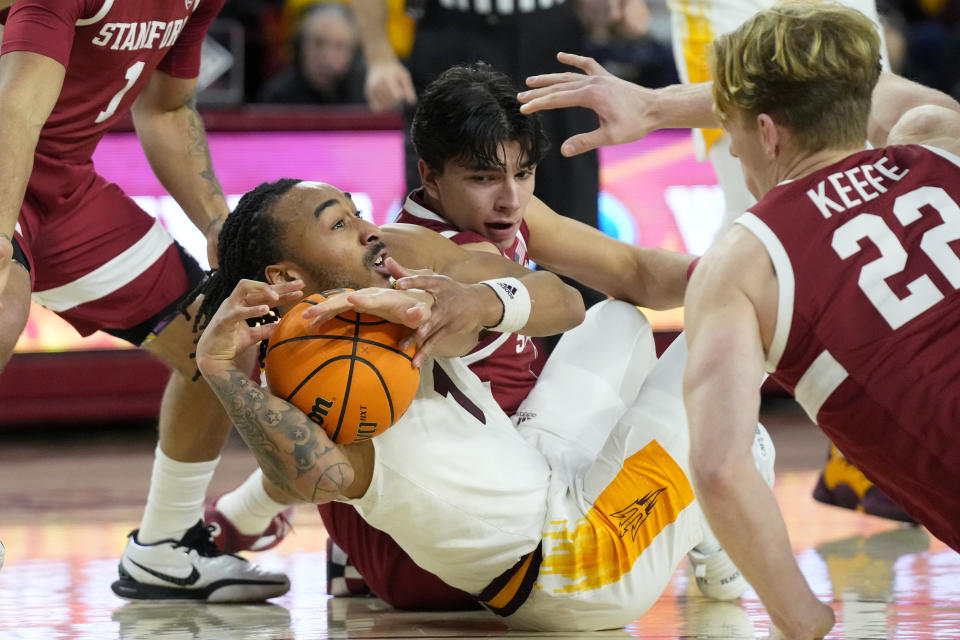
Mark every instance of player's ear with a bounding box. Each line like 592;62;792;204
419;159;441;199
265;262;304;286
757;113;780;159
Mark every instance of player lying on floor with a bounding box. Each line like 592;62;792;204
209;61;697;610
189;178;775;631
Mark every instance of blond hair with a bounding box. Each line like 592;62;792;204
710;1;882;152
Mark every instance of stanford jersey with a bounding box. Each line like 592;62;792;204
738;144;960;550
395;190;547;414
2;0;225;162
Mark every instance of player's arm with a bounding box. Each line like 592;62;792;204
0;50;64;286
195;279;360;504
683;233;834;640
131;71;229;267
867;72;960;148
524;196;693;309
381;222;586;336
518;52;718;157
886;104;960;156
352;0;416;111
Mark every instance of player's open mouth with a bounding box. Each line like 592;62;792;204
371;251;389;275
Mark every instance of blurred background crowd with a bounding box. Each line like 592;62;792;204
210;0;960;109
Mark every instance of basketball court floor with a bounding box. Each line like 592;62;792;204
1;398;958;639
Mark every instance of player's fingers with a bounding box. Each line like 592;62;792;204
394;273;450;294
522;71;588;92
252;322;278;343
304;303;344;327
232;304;272;322
560;130;606;157
411;329;442;368
384;256;414;280
518;86;595;116
556;51;608;75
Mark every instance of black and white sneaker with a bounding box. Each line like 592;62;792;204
111;520;290;602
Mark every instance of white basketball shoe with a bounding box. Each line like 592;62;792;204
688;423;776;600
112;520;290;602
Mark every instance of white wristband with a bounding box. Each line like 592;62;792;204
480;277;531;333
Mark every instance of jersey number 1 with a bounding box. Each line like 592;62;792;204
95;61;146;124
831;186;960;329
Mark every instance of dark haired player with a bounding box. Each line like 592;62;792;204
0;0;288;600
188;177;775;631
210;63;728;611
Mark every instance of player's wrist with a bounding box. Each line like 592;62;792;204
479;277;531;333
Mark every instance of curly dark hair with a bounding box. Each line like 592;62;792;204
183;178;302;336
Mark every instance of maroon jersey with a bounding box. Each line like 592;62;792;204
395;190;546;415
738;145;960;550
1;0;225;163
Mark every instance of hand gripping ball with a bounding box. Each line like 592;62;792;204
264;289;420;443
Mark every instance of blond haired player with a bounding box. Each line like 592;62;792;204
521;2;960;636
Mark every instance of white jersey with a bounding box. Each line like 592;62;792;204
343;356;551;594
342;302;721;631
668;0;889;227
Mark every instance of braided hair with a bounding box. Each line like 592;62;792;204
184;178;302;335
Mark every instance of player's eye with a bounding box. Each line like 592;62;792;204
354;210;364;218
332;219;345;230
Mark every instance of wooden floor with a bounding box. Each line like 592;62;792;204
1;398;958;639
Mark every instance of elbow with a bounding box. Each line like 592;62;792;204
689;443;742;499
295;460;356;505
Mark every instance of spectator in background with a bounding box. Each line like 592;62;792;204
258;3;366;105
577;0;678;88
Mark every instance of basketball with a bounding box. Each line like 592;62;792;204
264;289;420;444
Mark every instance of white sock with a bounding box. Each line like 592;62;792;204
214;468;291;535
138;445;219;544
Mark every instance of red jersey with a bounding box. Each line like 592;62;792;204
738;144;960;550
394;190;547;415
1;0;225;163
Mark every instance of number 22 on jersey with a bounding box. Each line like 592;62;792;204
831;186;960;330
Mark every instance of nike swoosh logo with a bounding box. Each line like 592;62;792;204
129;559;201;586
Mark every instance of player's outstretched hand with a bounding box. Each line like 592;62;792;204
519;52;660;156
197;279;303;375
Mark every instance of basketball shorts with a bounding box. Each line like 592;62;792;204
506;328;705;631
14;159;203;345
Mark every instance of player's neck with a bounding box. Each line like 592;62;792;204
778;144;867;187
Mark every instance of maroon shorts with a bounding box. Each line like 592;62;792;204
319;501;481;611
14;156;202;343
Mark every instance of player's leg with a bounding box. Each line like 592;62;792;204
31;179;288;600
0;238;32;370
319;501;481;610
514;300;656;473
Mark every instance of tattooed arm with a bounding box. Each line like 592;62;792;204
195;279;358;503
131;71;229;268
203;366;356;503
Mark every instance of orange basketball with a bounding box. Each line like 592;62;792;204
264;289;420;444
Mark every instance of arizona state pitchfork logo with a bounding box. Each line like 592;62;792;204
610;487;667;541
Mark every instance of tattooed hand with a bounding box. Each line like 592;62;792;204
196;279;303;376
196;279;358;503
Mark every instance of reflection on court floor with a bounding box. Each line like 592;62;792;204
1;469;957;639
1;404;958;640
